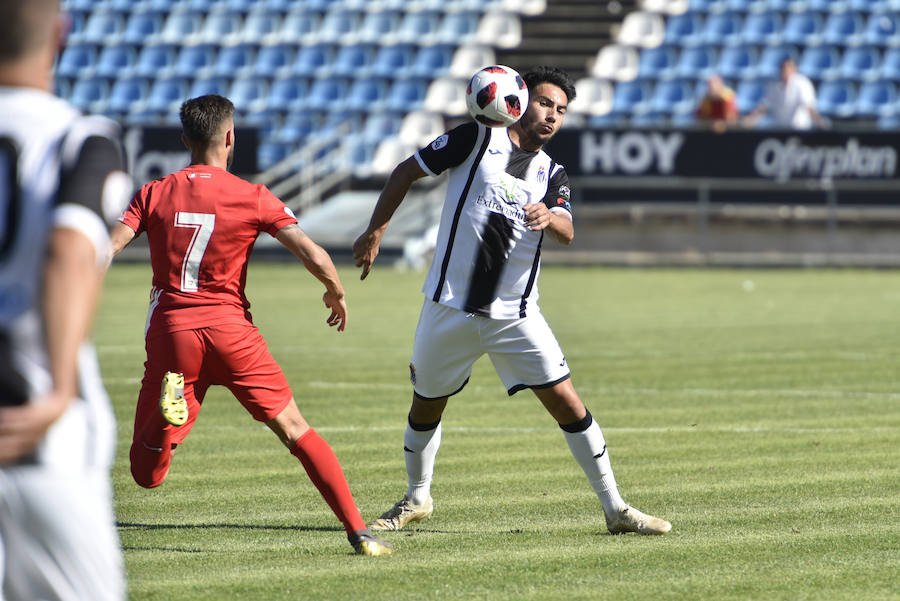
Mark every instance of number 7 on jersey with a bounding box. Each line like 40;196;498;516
175;212;215;292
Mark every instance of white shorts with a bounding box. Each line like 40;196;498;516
410;299;571;399
0;467;125;601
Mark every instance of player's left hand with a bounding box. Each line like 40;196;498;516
523;202;551;231
323;291;347;332
0;392;70;464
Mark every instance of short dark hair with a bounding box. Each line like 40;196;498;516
0;0;59;62
179;95;235;146
522;66;576;103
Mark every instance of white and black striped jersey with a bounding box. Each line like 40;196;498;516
0;86;127;468
415;122;572;319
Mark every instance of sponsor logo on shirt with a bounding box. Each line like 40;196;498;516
431;134;449;151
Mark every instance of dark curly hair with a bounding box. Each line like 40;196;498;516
522;66;577;103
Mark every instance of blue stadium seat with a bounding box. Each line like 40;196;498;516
303;77;350;111
133;43;178;78
685;0;728;12
804;0;850;11
253;44;295;76
840;46;882;81
638;45;679;79
290;43;335;77
330;43;376;77
222;0;261;12
392;11;441;45
145;76;191;113
822;12;865;46
409;45;455;79
881;47;900;79
741;11;783;45
381;78;429;113
212;43;256;77
856;80;897;118
876;113;900;131
355;10;402;44
94;43;138;78
717;45;757;79
798;45;842;81
257;140;293;169
663;13;705;46
610;79;653;118
316;9;362;44
240;10;283;43
649;78;697;116
199;10;244;43
266;76;309;112
340;77;391;112
277;10;322;43
674;46;718;79
173;44;217;78
229;77;269;113
107;76;151;115
366;44;417;78
156;10;205;43
701;12;744;45
757;45;799;79
360;111;403;145
121;10;165;44
816;79;858;118
736;78;766;113
436;11;481;45
76;10;125;44
782;12;824;46
189;75;232;98
56;43;97;78
68;76;109;112
278;112;317;143
864;12;898;46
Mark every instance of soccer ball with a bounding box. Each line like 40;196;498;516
465;65;529;128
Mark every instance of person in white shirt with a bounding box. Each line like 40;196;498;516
746;58;827;129
353;66;671;538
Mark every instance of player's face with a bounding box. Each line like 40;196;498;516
516;83;568;151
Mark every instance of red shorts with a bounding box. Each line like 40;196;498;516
135;323;292;445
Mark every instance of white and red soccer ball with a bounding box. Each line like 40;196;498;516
465;65;529;128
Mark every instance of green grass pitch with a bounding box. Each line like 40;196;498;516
97;262;899;601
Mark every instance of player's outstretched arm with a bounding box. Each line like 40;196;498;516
275;224;347;332
0;228;101;463
352;156;427;280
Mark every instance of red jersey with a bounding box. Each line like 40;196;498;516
120;165;297;333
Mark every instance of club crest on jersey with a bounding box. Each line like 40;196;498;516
431;135;449;151
537;166;546;182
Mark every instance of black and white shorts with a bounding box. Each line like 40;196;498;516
410;299;571;399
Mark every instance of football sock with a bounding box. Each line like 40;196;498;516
560;410;627;518
404;416;442;506
290;428;366;535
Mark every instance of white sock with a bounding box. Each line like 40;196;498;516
404;418;442;506
562;414;626;518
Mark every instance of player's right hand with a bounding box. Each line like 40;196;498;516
352;231;380;280
323;290;347;332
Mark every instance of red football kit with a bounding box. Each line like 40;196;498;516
121;165;296;465
120;164;368;539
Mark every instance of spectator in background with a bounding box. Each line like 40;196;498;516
695;74;738;132
745;58;827;130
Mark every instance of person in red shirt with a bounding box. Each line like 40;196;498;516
108;95;391;557
695;74;738;133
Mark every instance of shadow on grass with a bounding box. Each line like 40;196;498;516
117;522;341;532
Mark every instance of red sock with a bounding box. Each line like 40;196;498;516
290;428;366;535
